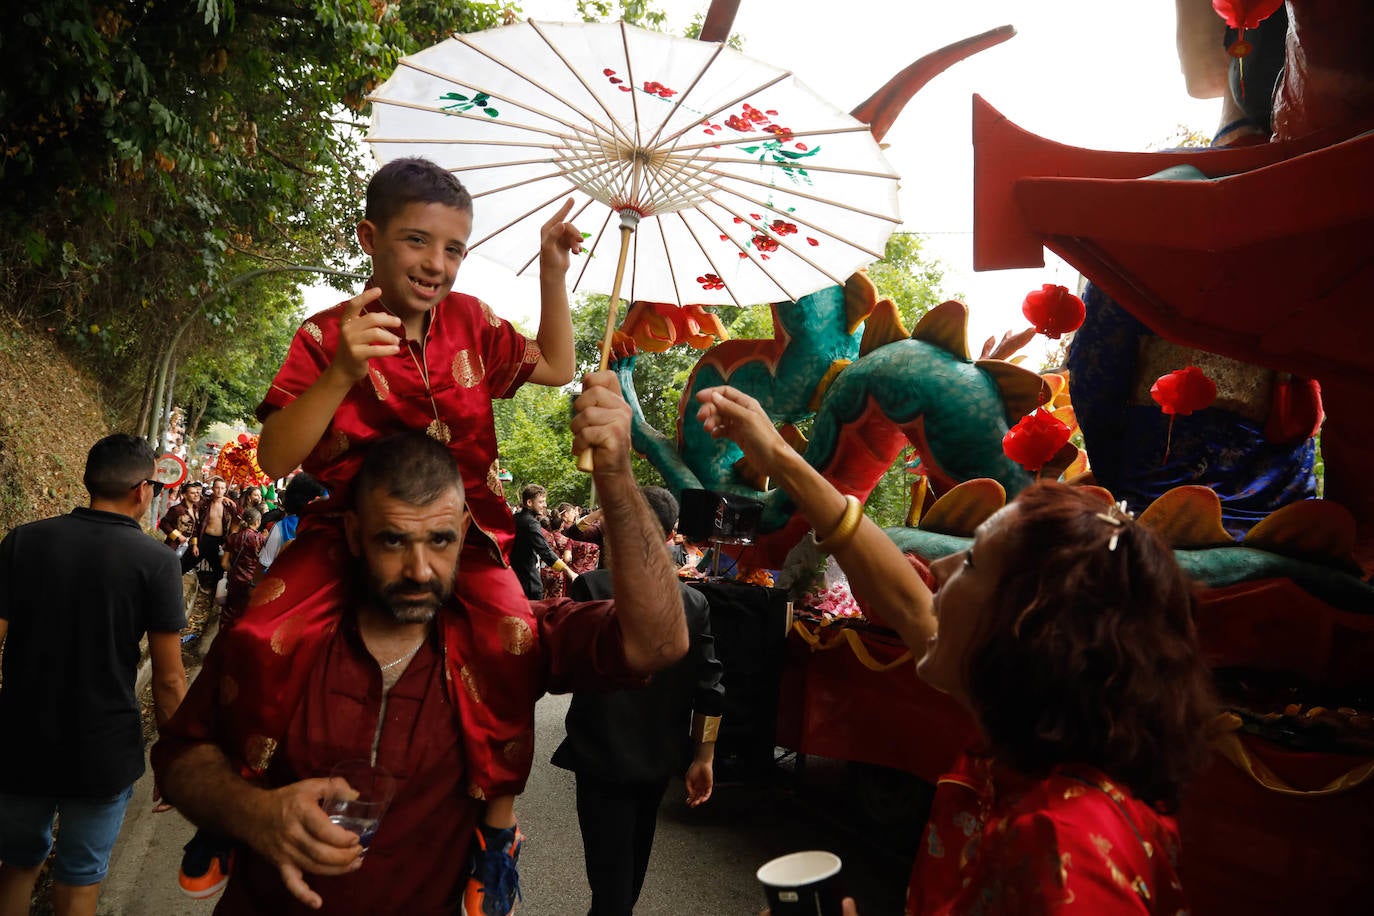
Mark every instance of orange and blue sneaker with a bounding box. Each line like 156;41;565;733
178;829;235;899
461;824;524;916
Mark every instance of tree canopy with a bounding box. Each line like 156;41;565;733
0;0;507;442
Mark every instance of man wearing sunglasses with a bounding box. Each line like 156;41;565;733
0;434;188;916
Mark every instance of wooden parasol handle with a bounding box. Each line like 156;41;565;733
577;215;638;473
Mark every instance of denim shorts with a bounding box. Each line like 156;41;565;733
0;785;135;885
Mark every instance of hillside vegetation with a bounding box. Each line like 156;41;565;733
0;317;109;534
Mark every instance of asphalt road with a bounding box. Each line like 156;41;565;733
100;692;918;916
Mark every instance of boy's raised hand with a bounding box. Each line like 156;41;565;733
539;198;584;276
333;287;403;382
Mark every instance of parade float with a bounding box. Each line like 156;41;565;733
595;2;1374;912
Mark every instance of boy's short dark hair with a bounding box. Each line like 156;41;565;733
365;157;473;228
83;435;157;501
520;484;546;505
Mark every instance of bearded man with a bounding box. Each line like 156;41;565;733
153;371;687;914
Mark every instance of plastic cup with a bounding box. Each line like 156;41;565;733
757;850;845;915
322;760;396;857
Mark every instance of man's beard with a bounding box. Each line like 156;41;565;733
373;576;451;624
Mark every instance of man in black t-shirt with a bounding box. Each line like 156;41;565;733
0;434;188;915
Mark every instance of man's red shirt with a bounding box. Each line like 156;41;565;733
153;596;640;914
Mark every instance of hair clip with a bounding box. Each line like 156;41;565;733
1094;500;1135;552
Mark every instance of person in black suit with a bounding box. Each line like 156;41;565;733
512;483;575;599
552;486;725;916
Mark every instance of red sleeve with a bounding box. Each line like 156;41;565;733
475;298;540;399
974;807;1153;915
255;310;337;422
536;597;646;694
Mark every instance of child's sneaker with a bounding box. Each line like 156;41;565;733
461;824;524;916
178;829;235;899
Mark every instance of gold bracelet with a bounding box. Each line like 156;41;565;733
691;713;722;744
815;495;863;554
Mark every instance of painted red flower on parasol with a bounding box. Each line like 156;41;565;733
1021;284;1085;339
1151;365;1217;463
1002;408;1073;474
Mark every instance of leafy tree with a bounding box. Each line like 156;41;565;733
0;0;506;441
493;384;595;510
575;0;667;30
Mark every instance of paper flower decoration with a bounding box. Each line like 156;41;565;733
1151;366;1217;463
1021;284;1085;339
620;301;729;354
802;582;863;620
1002;408;1073;474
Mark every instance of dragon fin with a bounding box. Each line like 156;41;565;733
918;478;1006;536
1043;371;1071;408
779;423;809;454
974;359;1052;421
1061;446;1089;480
1137;486;1232;548
910;301;971;360
844;270;880;334
905;475;930;527
1242;499;1360;570
808;359;853;411
1070;481;1116;506
859;297;910;355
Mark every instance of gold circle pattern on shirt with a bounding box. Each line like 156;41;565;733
249;576;286;607
500;616;534;655
452;348;484;388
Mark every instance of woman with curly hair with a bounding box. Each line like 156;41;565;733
697;386;1215;915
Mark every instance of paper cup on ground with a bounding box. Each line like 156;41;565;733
757;850;844;915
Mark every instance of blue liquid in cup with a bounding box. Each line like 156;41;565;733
329;814;379;849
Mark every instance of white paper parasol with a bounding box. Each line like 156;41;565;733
366;19;901;316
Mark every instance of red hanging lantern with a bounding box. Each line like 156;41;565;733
1212;0;1284;32
1151;366;1217;416
1021;284;1085;339
1150;366;1217;463
1212;0;1284;93
1002;408;1073;475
